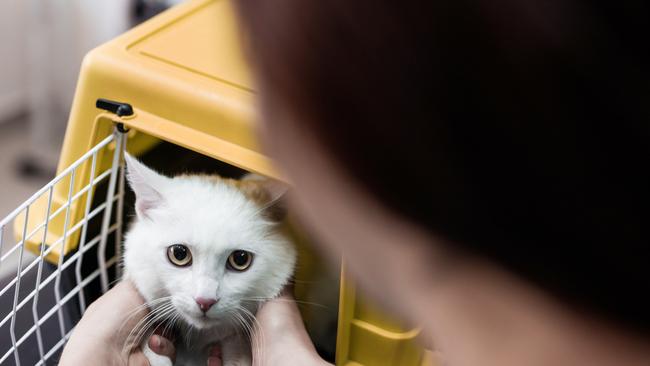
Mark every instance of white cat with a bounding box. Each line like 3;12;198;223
121;154;296;366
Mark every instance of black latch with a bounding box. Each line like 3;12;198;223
96;98;134;117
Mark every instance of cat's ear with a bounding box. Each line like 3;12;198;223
238;174;289;222
124;153;170;219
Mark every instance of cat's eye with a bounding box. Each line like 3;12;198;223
167;244;192;267
227;250;253;271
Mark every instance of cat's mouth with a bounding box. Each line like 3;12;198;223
168;297;235;330
186;313;225;329
176;306;224;329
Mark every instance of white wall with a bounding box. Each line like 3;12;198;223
24;0;131;166
0;0;132;124
0;0;27;122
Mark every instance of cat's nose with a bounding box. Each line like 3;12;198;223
195;297;218;313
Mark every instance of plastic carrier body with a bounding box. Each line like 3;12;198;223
1;1;435;365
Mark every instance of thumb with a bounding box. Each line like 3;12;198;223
148;334;176;363
128;350;152;366
207;345;223;366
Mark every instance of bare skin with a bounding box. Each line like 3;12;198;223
60;282;180;366
59;281;326;366
59;282;223;366
251;289;331;366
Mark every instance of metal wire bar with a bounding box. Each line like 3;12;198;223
98;130;124;292
75;151;98;314
9;207;29;366
0;194;122;300
0;168;113;264
54;168;76;339
115;135;127;280
31;186;54;363
0;255;119;364
34;329;72;366
0;225;119;331
0;130;127;364
0;134;114;228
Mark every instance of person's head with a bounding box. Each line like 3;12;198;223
235;0;650;340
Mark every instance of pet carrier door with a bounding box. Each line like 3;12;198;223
0;129;127;365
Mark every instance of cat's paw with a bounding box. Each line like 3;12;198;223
143;343;174;366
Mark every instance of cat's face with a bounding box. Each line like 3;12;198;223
123;154;296;329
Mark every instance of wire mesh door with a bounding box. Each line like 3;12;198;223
0;128;127;366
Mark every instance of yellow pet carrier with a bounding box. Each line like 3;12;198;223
0;0;437;365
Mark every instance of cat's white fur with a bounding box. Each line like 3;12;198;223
122;154;296;366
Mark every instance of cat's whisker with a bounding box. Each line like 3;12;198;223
241;297;329;309
247;313;266;365
183;321;195;349
142;310;177;349
123;307;163;354
161;310;178;339
125;307;168;353
222;306;261;363
233;310;259;362
126;296;171;317
122;295;173;324
118;296;174;344
151;307;179;345
122;300;170;346
286;278;319;285
131;304;176;350
164;309;183;342
126;302;175;353
231;311;248;338
235;304;265;365
108;272;125;288
130;309;175;354
224;307;248;338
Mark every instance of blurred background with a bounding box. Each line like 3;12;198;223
0;0;183;253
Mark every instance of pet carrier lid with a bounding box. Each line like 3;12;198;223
62;0;274;181
14;0;272;266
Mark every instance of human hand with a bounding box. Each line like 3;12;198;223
59;281;178;366
252;288;332;366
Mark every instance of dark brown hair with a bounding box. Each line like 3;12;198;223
236;1;650;333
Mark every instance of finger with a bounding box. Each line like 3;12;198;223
207;345;222;366
149;334;176;363
252;291;320;364
153;325;176;343
72;281;149;355
207;356;223;366
128;350;151;366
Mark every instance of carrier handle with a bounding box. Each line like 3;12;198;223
96;98;134;117
96;98;133;132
